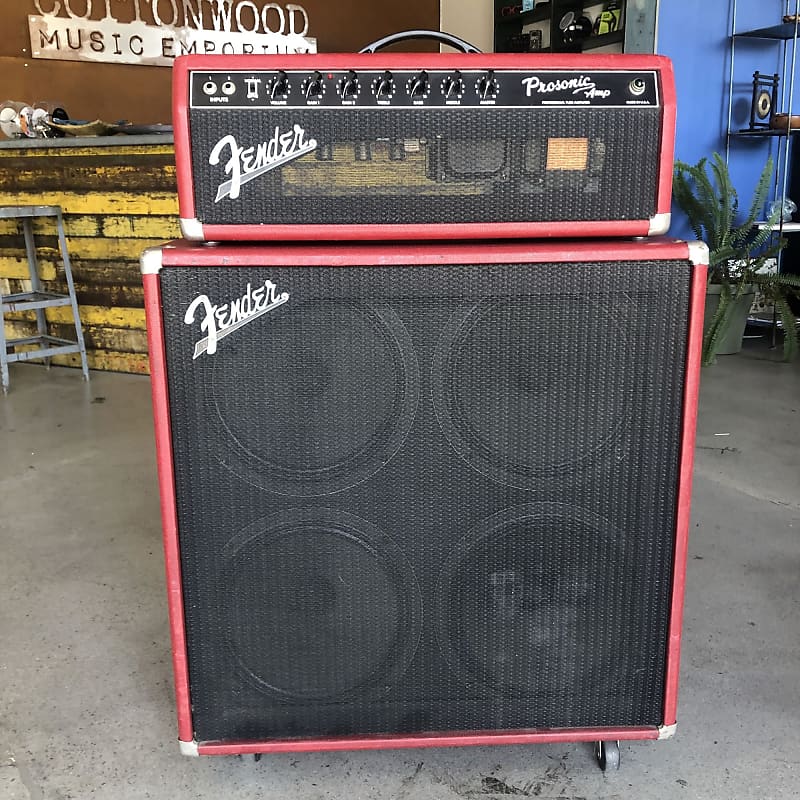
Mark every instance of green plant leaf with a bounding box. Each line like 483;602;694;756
774;297;800;361
702;283;737;365
672;152;800;363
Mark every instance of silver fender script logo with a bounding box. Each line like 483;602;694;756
184;280;290;359
209;124;317;202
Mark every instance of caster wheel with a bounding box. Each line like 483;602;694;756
594;740;620;771
253;753;262;763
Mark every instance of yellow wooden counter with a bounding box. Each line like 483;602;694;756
0;135;180;374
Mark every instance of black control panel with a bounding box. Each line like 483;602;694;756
190;69;660;109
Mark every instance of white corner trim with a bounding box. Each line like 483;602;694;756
180;217;205;241
179;739;200;757
658;723;677;740
140;247;163;275
687;240;710;267
648;212;671;235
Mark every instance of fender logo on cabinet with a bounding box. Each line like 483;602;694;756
184;279;290;358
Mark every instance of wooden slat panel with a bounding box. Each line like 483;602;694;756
1;277;143;309
0;255;130;284
19;278;145;308
69;282;144;309
1;145;175;158
0;217;97;238
1;160;176;193
52;304;145;329
0;150;175;167
51;350;150;375
0;256;58;281
6;319;149;354
0;214;178;240
4;347;149;375
101;215;180;239
67;237;164;261
73;351;149;374
0;191;179;215
0;256;157;285
0;236;165;261
66;261;147;287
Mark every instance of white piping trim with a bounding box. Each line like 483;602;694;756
140;247;163;275
648;212;670;235
687;240;710;267
179;739;199;757
658;723;677;740
180;218;205;241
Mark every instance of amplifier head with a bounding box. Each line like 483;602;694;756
142;237;706;756
173;53;676;241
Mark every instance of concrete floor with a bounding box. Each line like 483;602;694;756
1;339;798;800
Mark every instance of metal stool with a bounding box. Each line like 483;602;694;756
0;205;89;393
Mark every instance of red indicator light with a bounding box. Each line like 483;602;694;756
328;73;334;79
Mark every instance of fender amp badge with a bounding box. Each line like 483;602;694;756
184;280;290;359
209;124;317;202
520;71;658;106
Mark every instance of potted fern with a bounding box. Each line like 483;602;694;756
672;152;800;365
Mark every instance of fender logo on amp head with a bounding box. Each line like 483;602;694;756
184;279;290;358
209;123;317;201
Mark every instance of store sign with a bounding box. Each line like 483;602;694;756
28;1;316;67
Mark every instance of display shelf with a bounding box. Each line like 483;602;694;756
747;312;800;326
734;21;800;40
493;0;625;54
495;2;552;27
731;128;800;137
582;30;625;50
725;1;800;348
756;221;800;230
726;3;799;206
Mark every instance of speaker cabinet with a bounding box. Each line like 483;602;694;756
141;238;706;756
173;53;676;242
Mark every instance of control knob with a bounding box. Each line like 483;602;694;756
338;70;360;100
477;71;499;101
442;71;464;100
269;70;290;101
302;71;324;100
372;71;396;100
407;70;430;100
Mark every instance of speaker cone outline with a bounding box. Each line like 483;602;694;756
208;300;420;496
221;507;423;701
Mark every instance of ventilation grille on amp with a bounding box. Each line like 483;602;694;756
188;107;660;227
160;259;690;743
